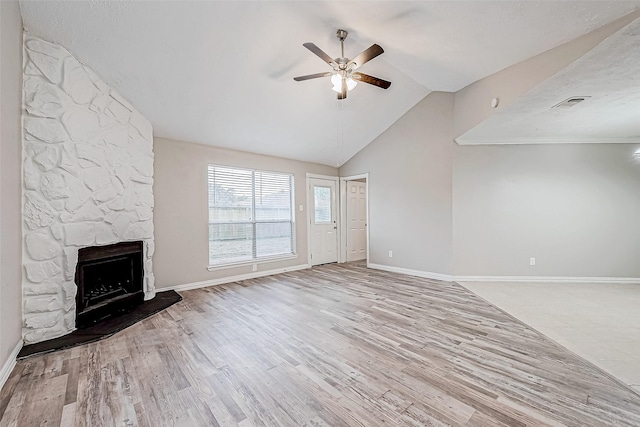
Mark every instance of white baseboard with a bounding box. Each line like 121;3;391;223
367;263;453;282
366;263;640;285
163;261;640;294
163;264;311;292
454;275;640;284
0;340;23;391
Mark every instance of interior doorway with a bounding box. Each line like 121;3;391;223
340;174;369;265
307;175;339;266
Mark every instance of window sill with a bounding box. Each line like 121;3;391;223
207;254;298;271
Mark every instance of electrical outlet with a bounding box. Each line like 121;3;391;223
252;264;257;272
388;251;393;258
299;205;303;211
530;257;536;266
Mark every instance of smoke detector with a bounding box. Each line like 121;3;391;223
552;96;591;108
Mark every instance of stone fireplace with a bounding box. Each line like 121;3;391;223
22;33;155;344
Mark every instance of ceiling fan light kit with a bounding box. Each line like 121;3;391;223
294;29;391;100
331;73;357;92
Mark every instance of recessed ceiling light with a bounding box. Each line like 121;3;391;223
634;148;640;158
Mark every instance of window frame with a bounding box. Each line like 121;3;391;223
207;164;296;270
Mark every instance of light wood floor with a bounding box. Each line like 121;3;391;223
1;263;640;426
460;280;640;390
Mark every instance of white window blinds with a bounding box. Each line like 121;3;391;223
208;165;295;266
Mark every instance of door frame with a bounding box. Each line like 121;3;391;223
306;173;340;267
339;173;369;266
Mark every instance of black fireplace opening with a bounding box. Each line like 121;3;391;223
75;241;144;329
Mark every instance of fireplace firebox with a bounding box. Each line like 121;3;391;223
75;241;144;329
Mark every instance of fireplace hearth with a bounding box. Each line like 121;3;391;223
75;241;145;329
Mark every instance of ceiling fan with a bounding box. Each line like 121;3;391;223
294;29;391;100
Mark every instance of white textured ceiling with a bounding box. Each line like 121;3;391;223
458;16;640;145
18;1;640;166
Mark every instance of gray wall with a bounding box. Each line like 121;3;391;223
453;144;640;278
153;137;337;288
1;0;24;374
340;92;455;276
338;91;640;280
450;11;640;279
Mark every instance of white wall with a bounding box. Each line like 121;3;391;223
453;143;640;278
153;137;337;289
339;92;454;277
0;0;24;384
21;34;155;344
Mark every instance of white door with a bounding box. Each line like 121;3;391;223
346;181;367;262
309;178;338;266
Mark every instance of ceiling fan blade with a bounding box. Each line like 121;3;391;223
293;72;332;81
352;72;391;89
303;43;337;68
347;44;384;69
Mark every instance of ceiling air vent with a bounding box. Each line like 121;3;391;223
552;96;591;108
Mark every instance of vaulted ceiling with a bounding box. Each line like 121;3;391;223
457;15;640;145
19;1;640;166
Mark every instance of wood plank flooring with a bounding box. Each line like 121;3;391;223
1;262;639;426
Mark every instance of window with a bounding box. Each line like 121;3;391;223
208;165;295;266
313;186;332;224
